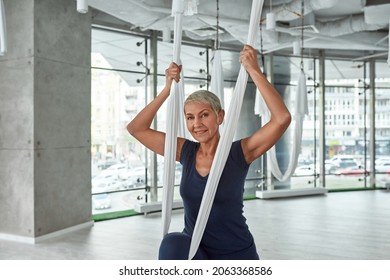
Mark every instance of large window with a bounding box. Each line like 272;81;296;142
90;27;390;217
90;28;212;215
91;28;150;215
374;61;390;188
272;56;390;190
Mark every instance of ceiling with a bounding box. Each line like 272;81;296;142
88;0;390;82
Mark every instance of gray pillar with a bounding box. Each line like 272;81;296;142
149;31;159;202
271;56;291;190
235;54;293;193
265;55;274;190
318;51;326;187
235;82;263;196
0;0;92;242
369;59;376;187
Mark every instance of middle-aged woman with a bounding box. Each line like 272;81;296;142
127;44;291;259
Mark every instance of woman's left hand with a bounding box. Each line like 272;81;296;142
239;44;262;74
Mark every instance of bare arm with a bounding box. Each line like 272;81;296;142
240;45;292;164
126;62;186;160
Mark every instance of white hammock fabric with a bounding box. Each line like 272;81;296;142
388;18;390;66
0;0;7;56
188;0;264;260
177;67;190;139
162;1;185;237
210;50;225;109
255;69;308;181
210;49;225;131
162;0;264;259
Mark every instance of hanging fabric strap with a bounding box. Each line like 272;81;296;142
268;70;308;181
162;0;185;237
210;50;225;133
255;0;308;182
255;69;308;181
0;0;7;55
210;50;225;110
188;0;265;260
210;0;224;126
387;18;390;66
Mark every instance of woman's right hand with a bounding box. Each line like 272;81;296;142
165;62;182;85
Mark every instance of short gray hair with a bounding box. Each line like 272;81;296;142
184;90;222;115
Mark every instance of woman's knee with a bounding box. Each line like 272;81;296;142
158;232;208;260
158;232;191;260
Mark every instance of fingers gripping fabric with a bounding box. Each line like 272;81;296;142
188;0;265;260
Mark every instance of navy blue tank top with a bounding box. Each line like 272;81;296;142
179;140;254;255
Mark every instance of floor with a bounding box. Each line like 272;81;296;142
0;190;389;260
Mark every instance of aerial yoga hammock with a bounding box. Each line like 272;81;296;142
255;0;308;182
161;0;191;239
210;0;224;113
162;0;265;260
388;18;390;66
210;50;225;135
254;69;308;181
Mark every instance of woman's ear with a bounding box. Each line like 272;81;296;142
217;109;225;124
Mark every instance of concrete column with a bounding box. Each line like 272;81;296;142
149;31;158;202
0;0;92;242
369;58;376;187
318;51;326;187
233;54;292;193
270;56;291;190
235;82;263;196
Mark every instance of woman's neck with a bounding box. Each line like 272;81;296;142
198;134;220;157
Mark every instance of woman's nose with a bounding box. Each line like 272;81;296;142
193;117;201;127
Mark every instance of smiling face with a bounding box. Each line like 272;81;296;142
184;101;224;143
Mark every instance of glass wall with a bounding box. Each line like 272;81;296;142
323;59;367;189
90;28;212;215
90;26;390;217
286;56;318;189
374;61;390;188
272;56;390;190
91;28;150;215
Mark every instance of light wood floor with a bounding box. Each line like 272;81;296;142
1;190;389;260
